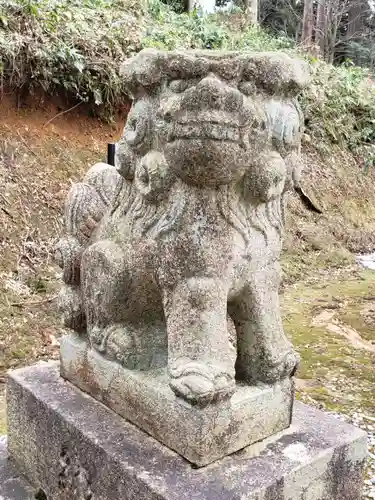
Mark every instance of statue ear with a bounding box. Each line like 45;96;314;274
283;151;302;192
266;99;301;148
54;236;82;286
244;151;286;203
115;138;136;180
135;151;175;203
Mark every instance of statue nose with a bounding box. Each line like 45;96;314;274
181;74;243;112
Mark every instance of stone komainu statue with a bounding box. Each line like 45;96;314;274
55;49;309;406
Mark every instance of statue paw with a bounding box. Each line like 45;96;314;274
90;325;135;367
169;359;235;407
58;285;85;332
259;350;300;384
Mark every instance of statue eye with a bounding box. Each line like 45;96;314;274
125;115;146;147
238;82;255;96
124;101;151;149
169;80;191;93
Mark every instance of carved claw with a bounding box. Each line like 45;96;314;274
57;285;85;332
257;350;300;384
169;359;235;407
90;324;135;367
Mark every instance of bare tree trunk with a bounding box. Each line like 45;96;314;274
249;0;258;24
346;0;366;62
315;0;326;57
243;0;258;24
347;0;365;39
302;0;314;49
187;0;194;13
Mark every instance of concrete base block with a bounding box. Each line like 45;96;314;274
0;436;34;500
60;333;294;466
5;362;367;500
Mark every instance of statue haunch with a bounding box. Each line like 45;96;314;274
55;49;309;406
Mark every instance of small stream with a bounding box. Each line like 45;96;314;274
356;253;375;270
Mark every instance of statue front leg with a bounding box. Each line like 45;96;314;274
81;240;135;365
163;277;235;406
229;261;299;384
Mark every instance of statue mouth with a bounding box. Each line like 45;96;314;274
158;110;249;145
172;122;241;143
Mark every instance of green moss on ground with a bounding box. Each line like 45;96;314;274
283;269;375;414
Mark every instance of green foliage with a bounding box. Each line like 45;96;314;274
1;0;375;163
0;0;294;113
341;39;375;69
144;0;294;51
301;59;375;157
160;0;186;14
144;3;230;49
259;0;302;40
223;24;294;51
0;0;144;115
0;0;295;111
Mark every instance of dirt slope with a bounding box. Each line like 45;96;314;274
0;97;125;432
283;144;375;283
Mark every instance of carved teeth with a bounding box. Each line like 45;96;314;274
173;123;240;142
176;110;241;127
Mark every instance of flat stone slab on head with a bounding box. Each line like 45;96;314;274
6;362;367;500
60;334;293;466
120;48;310;95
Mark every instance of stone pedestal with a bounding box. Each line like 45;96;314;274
60;334;294;466
4;362;367;500
0;436;35;500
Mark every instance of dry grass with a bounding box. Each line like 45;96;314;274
0;97;124;432
282;144;375;284
0;0;143;117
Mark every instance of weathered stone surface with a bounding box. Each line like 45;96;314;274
7;362;367;500
60;333;293;465
55;49;309;416
0;436;35;500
